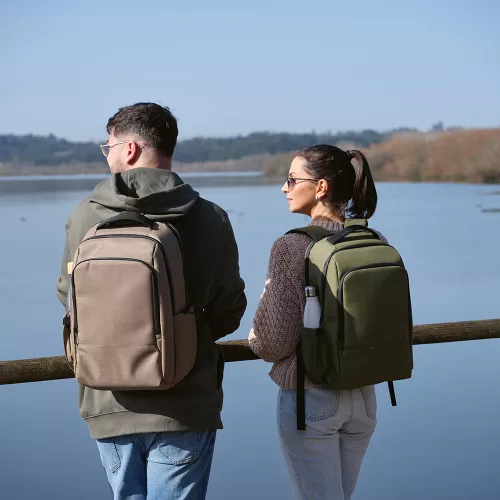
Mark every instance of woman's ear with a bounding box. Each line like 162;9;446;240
317;179;329;198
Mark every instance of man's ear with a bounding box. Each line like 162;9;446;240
126;141;140;164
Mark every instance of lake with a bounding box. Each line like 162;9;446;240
0;174;499;499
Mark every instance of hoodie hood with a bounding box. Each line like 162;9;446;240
89;168;199;220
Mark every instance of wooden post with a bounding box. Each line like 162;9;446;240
0;319;499;386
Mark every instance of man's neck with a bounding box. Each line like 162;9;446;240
124;157;172;172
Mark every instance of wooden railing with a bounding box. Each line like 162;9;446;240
0;319;499;386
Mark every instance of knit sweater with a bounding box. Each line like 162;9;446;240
248;219;344;390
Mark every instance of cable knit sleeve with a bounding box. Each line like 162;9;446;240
248;234;306;362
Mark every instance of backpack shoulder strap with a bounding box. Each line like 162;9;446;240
287;225;334;432
296;345;306;431
286;226;334;240
287;226;333;287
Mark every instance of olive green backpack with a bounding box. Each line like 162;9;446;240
288;219;413;430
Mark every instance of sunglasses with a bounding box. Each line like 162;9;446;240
286;177;320;190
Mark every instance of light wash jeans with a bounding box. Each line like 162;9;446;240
278;386;376;500
96;431;216;500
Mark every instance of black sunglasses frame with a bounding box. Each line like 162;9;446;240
286;177;320;190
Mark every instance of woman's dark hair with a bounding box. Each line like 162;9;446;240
297;144;377;219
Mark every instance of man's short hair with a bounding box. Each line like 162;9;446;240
106;103;178;157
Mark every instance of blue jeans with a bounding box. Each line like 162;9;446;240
96;431;217;500
278;387;376;500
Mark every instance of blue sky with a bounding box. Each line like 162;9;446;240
1;0;499;141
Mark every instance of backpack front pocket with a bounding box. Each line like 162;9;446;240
338;264;412;387
72;258;163;389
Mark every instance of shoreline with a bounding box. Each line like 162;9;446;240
1;170;499;186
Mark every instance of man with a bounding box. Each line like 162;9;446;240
56;102;247;499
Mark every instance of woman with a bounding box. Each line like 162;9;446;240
248;145;382;500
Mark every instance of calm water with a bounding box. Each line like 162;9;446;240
0;176;499;499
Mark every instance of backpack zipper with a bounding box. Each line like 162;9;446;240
319;242;388;324
71;257;161;343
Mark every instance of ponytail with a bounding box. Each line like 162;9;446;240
346;150;377;219
297;144;378;220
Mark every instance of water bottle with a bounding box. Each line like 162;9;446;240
303;286;321;328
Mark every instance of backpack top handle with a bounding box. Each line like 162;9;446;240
328;225;381;245
96;212;155;230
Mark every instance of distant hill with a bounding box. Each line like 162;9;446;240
2;127;498;183
173;130;400;163
366;129;500;183
261;129;500;184
0;128;415;169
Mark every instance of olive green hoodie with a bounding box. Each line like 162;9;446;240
56;168;247;439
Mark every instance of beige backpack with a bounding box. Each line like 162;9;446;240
63;212;197;390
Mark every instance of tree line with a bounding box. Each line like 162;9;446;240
0;128;415;166
3;126;498;184
261;129;500;184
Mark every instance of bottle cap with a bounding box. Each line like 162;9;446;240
305;286;317;297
